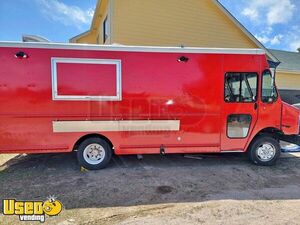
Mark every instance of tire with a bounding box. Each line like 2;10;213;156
77;137;112;170
248;136;281;166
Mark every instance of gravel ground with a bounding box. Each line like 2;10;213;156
0;152;300;225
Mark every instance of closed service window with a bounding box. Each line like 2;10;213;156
225;73;258;103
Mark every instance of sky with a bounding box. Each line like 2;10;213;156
0;0;299;52
220;0;300;52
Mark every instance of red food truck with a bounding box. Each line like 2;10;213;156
0;42;299;170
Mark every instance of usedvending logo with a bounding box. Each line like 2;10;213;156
2;196;62;223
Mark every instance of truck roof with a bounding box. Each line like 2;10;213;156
0;41;265;55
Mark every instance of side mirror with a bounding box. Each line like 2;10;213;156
268;97;274;103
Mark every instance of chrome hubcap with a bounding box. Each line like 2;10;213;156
257;143;276;162
83;144;106;165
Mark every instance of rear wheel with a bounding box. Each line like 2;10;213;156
77;137;112;170
248;136;281;166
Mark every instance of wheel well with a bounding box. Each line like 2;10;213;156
254;127;282;139
73;134;114;152
246;127;282;152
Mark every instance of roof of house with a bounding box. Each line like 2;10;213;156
269;49;300;73
69;0;103;43
70;0;278;62
212;1;278;62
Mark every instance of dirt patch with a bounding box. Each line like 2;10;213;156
0;153;300;224
156;186;174;194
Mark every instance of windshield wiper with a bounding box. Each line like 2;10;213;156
244;75;254;100
225;79;235;101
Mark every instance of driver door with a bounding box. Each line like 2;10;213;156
221;72;259;151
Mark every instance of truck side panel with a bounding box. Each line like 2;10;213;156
0;47;225;154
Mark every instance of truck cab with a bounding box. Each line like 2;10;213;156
223;59;300;166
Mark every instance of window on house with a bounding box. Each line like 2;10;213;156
97;34;100;44
103;16;109;43
225;72;258;103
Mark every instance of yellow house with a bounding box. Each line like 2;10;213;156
70;0;300;104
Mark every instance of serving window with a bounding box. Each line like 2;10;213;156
51;58;122;101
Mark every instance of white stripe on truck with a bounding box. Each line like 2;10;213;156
0;41;265;55
53;120;180;133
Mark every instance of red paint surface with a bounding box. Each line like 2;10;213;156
0;45;298;155
281;102;300;135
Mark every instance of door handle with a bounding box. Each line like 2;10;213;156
254;103;258;110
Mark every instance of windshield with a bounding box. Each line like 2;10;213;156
262;70;278;103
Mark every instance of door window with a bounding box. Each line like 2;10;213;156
227;114;252;138
262;70;278;103
225;73;258;103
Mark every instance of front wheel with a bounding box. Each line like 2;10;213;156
77;137;112;170
248;136;281;166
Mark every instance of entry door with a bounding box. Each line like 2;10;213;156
258;70;282;130
221;72;259;151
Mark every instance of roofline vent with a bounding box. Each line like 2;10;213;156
22;35;50;43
